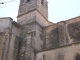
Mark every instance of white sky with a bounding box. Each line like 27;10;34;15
0;0;80;23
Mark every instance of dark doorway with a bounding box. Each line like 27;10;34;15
75;54;80;60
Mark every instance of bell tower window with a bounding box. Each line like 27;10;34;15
41;0;44;5
27;0;30;2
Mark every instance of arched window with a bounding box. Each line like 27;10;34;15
75;54;80;60
41;0;44;5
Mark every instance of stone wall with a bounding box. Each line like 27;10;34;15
7;22;20;60
42;16;80;51
18;22;36;60
67;21;80;42
0;17;12;32
18;20;46;60
0;18;12;60
66;16;80;43
18;0;37;16
37;0;48;19
18;0;48;19
36;43;80;60
0;33;5;60
0;17;20;60
18;11;36;25
18;10;49;27
58;22;68;46
35;23;43;51
43;25;59;50
7;35;19;60
36;11;50;27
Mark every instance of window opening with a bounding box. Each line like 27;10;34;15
27;0;30;2
43;54;45;60
41;0;44;5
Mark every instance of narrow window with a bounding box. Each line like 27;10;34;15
27;0;30;2
43;54;45;60
41;0;44;5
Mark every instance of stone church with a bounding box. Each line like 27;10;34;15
0;0;80;60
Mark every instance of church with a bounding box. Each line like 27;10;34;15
0;0;80;60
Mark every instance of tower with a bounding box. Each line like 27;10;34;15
17;0;49;60
17;0;49;27
18;0;48;19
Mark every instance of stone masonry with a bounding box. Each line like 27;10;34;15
0;0;80;60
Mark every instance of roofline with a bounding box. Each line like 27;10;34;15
37;41;80;53
57;16;80;23
44;23;57;29
12;21;21;28
0;17;13;20
66;16;80;21
17;9;50;23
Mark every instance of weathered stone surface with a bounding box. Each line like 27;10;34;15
18;21;44;60
18;0;48;19
36;43;80;60
68;22;80;42
1;0;80;60
18;23;36;60
48;27;59;48
0;17;20;60
58;22;69;46
0;33;5;60
43;25;59;50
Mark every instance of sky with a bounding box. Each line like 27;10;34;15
0;0;80;23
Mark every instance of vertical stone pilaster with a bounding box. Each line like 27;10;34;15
58;21;67;46
2;28;10;60
18;24;35;60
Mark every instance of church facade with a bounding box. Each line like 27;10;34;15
0;0;80;60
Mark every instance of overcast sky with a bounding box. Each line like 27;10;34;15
0;0;80;23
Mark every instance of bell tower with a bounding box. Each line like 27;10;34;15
17;0;49;27
18;0;48;19
17;0;49;60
